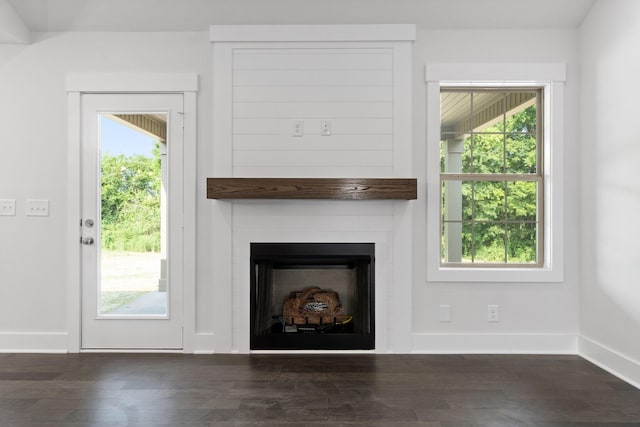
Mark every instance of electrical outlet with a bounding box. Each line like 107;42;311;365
439;305;451;322
488;305;499;322
292;120;304;137
0;199;16;216
320;120;332;136
26;199;49;216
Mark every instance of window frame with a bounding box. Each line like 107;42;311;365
425;63;565;282
439;87;544;268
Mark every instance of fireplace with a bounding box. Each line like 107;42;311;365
250;243;375;350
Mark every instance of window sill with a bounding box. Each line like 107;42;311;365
427;266;563;283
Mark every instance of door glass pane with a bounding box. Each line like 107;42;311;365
99;114;167;316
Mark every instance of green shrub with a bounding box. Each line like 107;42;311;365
101;147;161;253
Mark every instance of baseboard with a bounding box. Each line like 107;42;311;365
0;332;68;353
579;335;640;390
193;332;215;354
411;333;578;354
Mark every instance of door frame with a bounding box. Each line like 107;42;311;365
66;73;198;352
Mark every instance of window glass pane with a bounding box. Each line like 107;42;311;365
441;220;472;264
462;136;473;174
441;92;472;134
438;88;542;267
440;135;468;173
506;102;537;134
99;114;167;316
473;181;506;222
461;181;473;221
507;181;537;221
506;133;537;174
473;222;506;263
507;223;537;263
441;221;464;263
442;180;463;221
472;92;505;132
462;222;473;262
470;133;504;173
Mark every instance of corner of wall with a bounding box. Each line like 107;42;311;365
579;335;640;390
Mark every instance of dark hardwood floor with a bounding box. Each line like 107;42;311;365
0;353;638;426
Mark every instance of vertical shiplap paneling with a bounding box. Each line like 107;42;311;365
232;48;394;177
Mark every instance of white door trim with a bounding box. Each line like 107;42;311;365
66;73;198;353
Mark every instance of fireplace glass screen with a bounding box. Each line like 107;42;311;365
250;243;375;350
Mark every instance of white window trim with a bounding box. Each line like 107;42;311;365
425;63;565;282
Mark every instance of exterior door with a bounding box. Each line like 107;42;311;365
80;93;184;349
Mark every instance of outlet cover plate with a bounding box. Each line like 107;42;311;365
488;304;500;322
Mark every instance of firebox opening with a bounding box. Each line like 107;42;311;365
250;243;375;350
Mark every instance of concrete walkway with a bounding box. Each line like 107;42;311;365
108;291;167;315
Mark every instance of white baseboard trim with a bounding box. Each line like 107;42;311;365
0;332;68;353
411;333;578;354
579;335;640;390
193;333;215;354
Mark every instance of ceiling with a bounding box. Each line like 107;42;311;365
7;0;596;32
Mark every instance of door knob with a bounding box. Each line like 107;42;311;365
81;237;94;245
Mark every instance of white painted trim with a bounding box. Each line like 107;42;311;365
0;333;68;353
80;349;183;354
193;333;215;354
212;45;233;176
392;42;413;176
66;73;198;93
210;24;416;42
211;42;234;353
579;335;640;390
425;64;565;282
412;333;578;354
392;201;413;352
66;92;82;353
181;92;197;353
0;0;30;44
66;73;199;353
425;63;566;83
390;41;414;353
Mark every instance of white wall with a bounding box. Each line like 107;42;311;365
0;27;581;354
411;29;581;353
0;32;214;350
579;0;640;386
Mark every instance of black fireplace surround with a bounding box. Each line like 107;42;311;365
250;242;375;350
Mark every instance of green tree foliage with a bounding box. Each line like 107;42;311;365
101;145;161;252
446;105;538;263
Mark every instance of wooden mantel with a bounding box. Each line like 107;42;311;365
207;178;417;200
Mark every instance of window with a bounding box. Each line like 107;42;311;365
440;88;543;267
425;63;565;282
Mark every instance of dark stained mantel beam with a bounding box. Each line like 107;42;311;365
207;178;417;200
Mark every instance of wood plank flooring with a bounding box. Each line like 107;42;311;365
0;353;638;426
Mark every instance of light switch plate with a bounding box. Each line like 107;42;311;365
0;199;16;216
26;199;49;216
